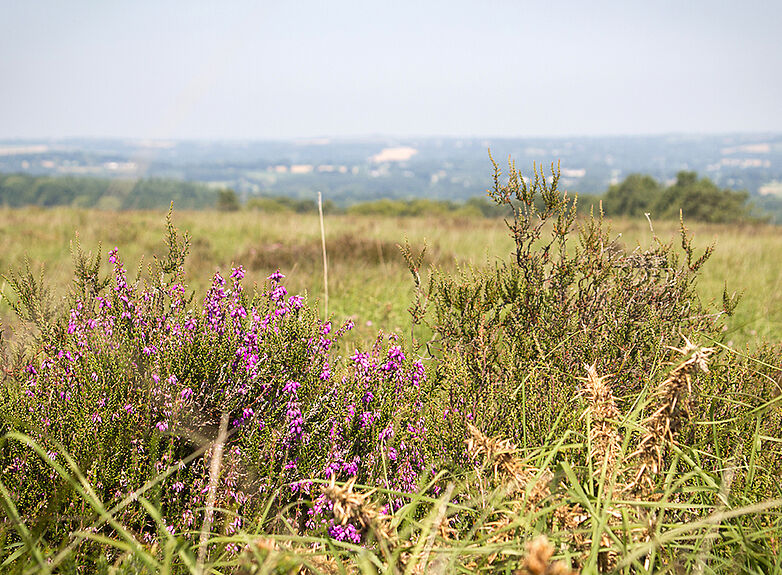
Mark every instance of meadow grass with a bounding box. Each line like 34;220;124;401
1;204;781;573
1;207;780;349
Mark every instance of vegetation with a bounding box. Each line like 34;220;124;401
0;163;781;572
0;173;218;211
1;168;767;224
604;171;757;223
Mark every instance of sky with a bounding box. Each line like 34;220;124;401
1;0;781;140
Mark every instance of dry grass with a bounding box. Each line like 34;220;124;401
629;337;714;493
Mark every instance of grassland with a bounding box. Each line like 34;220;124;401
1;204;782;573
1;207;780;349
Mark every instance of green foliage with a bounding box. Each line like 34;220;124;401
1;169;781;572
420;159;738;449
0;173;218;210
603;173;662;217
216;188;241;212
245;195;338;214
656;170;754;223
604;171;759;223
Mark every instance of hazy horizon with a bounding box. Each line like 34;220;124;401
2;1;781;141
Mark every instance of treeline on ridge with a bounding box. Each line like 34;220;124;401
0;172;216;210
0;169;770;223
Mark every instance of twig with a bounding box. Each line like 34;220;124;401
197;412;229;573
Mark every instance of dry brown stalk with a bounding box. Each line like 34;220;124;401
197;412;229;573
240;538;343;575
466;423;552;505
321;476;394;543
516;535;579;575
628;336;714;493
579;363;621;480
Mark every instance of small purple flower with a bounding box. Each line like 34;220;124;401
271;285;288;302
268;269;285;282
283;380;301;394
155;421;169;432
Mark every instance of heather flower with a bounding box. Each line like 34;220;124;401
268;269;285;282
230;266;245;280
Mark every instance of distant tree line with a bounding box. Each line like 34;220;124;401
601;171;758;223
0;170;771;223
0;173;217;210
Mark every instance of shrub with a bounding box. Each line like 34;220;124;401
0;213;432;555
418;158;745;455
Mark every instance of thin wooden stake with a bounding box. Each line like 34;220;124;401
318;191;329;317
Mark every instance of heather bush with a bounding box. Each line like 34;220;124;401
0;212;434;559
416;159;781;509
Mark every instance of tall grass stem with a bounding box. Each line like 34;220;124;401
197;412;229;573
318;191;329;317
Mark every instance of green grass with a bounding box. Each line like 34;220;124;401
1;207;780;349
1;205;782;573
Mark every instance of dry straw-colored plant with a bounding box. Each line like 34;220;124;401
579;363;621;481
517;534;579;575
629;336;714;493
240;537;342;575
466;423;552;505
321;476;394;543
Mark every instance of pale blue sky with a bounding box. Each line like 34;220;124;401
1;0;780;139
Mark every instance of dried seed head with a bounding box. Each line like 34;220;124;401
518;535;578;575
628;337;713;492
321;476;393;542
466;424;551;504
579;363;621;479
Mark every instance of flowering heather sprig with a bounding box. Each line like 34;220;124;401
1;244;437;546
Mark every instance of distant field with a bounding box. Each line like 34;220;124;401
1;207;780;349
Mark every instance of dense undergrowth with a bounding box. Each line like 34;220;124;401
1;162;781;573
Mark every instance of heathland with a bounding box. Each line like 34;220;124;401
1;205;780;349
1;167;781;573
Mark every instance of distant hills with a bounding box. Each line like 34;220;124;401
1;135;781;216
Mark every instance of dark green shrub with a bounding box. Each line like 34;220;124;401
419;158;739;450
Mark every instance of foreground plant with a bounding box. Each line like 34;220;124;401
1;163;781;572
0;213;433;568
